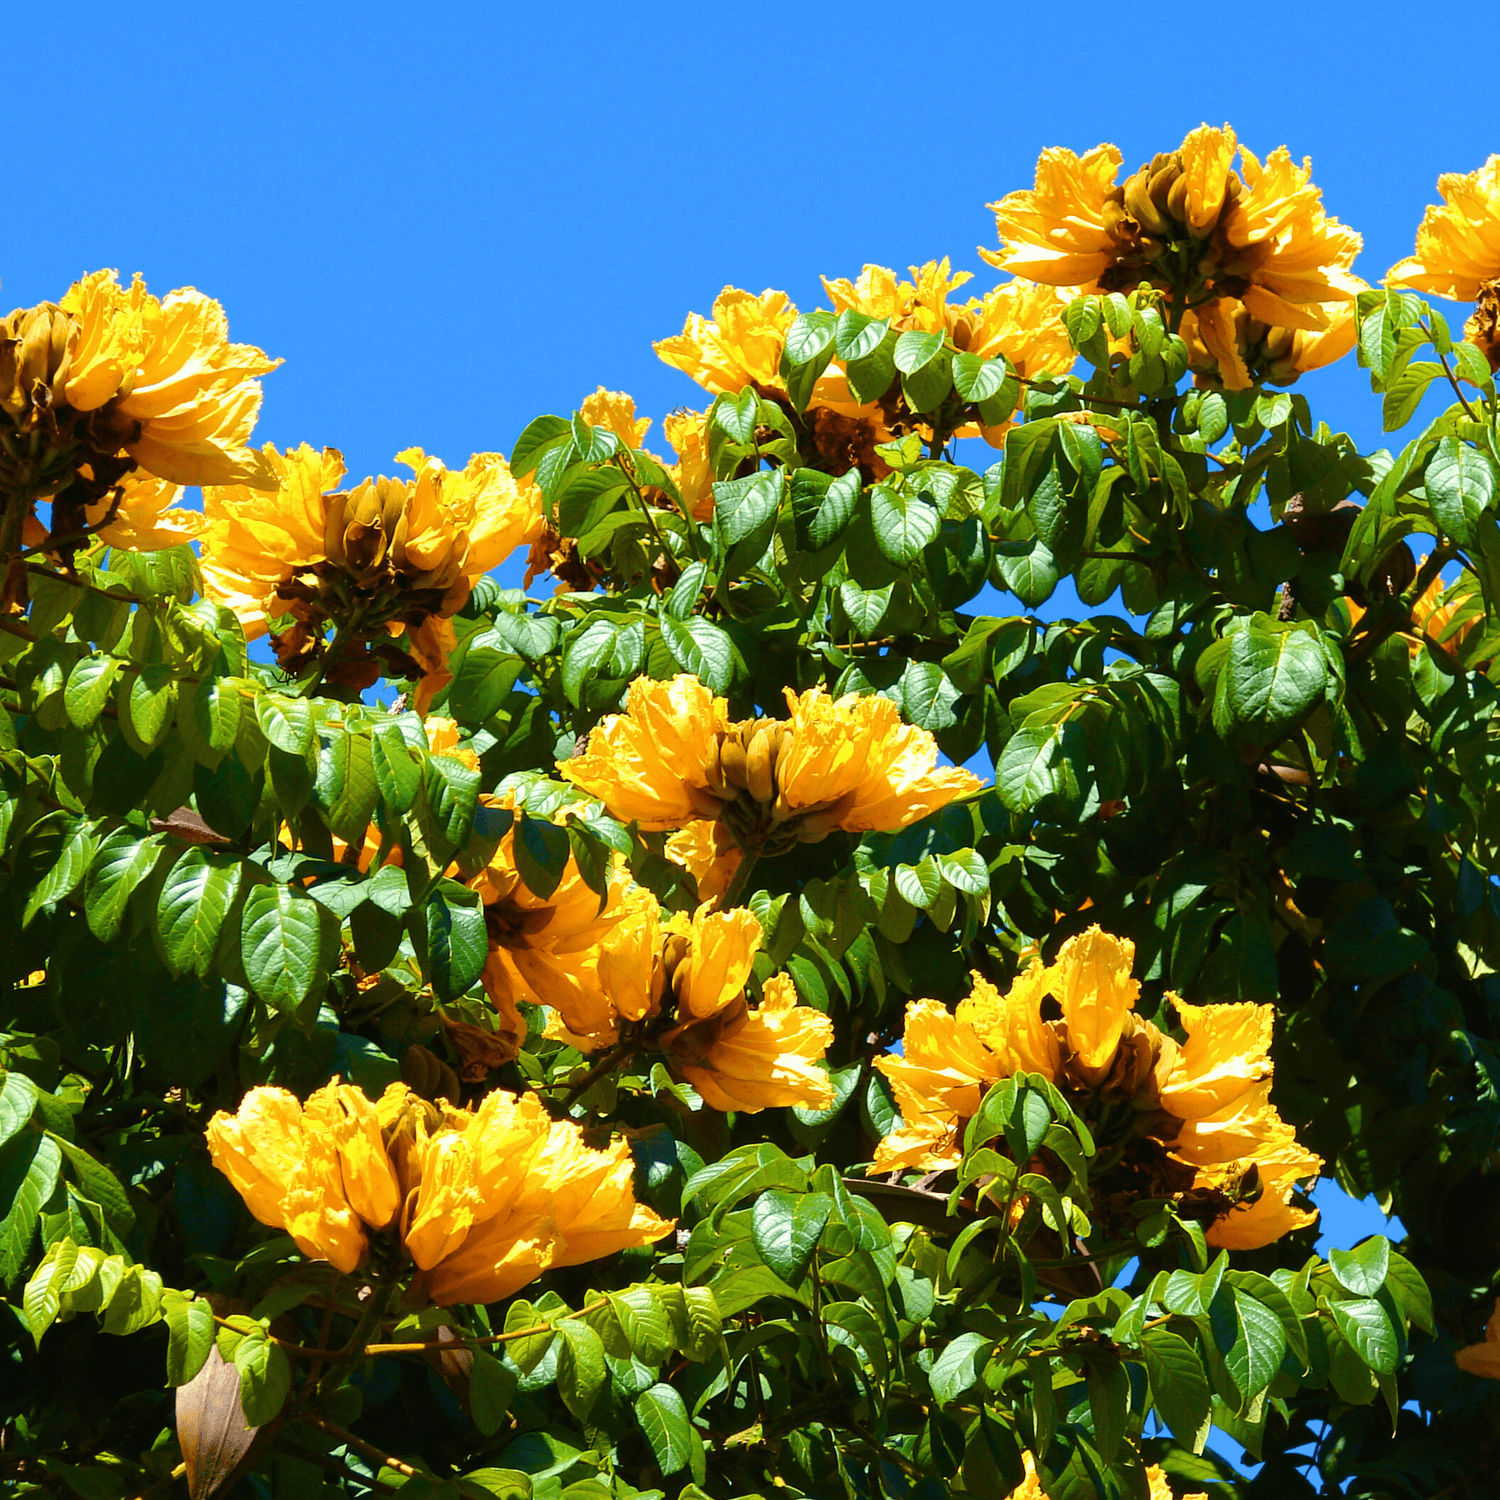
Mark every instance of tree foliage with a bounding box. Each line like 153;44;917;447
3;128;1500;1500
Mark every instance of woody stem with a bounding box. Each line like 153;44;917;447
719;849;760;909
560;1044;634;1104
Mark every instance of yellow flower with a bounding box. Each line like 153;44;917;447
664;818;743;903
1185;291;1363;389
1006;1451;1200;1500
662;407;715;522
197;443;349;638
874;998;1002;1172
212;1081;672;1305
1388;155;1500;302
772;686;984;838
1456;1298;1500;1381
983;127;1362;391
981;144;1127;286
875;930;1321;1247
468;813;637;1052
85;471;204;552
669;906;764;1022
206;1082;401;1273
558;674;730;829
821;259;974;334
579;386;651;449
50;269;280;486
201;444;539;692
655;287;798;395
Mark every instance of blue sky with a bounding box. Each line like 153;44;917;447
12;1;1492;1259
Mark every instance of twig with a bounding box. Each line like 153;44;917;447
301;1416;421;1479
551;1047;634;1106
280;1440;400;1496
128;1460;187;1500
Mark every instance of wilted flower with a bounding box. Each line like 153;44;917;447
200;443;540;693
982;125;1363;389
875;927;1322;1249
208;1080;672;1304
1456;1298;1500;1380
560;675;982;855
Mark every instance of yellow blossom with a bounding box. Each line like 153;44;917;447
211;1081;673;1305
670;973;834;1113
1006;1451;1200;1500
206;1081;401;1273
1456;1298;1500;1381
982;127;1362;390
664;818;743;902
47;269;280;486
579;386;651;449
467;810;636;1052
558;674;730;829
1388;155;1500;302
85;471;204;552
875;930;1321;1248
663;407;715;521
821;259;973;334
772;686;984;838
655;287;797;395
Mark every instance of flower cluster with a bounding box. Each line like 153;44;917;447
1388;153;1500;372
560;674;983;864
207;1079;673;1305
200;443;540;701
1011;1452;1203;1500
0;270;278;596
982;124;1365;390
654;261;1073;472
466;819;833;1112
875;927;1322;1249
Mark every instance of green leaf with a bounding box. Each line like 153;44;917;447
900;661;961;731
182;677;243;762
714;388;758;445
996;718;1086;817
835;311;890;362
635;1383;693;1475
23;820;96;926
1140;1329;1210;1450
1425;439;1495;546
64;656;121;730
0;1072;39;1150
232;1327;292;1426
1229;1291;1286;1402
420;755;480;864
122;666;177;751
451;644;524;725
1329;1296;1400;1373
470;1351;518;1437
750;1189;829;1288
156;849;242;979
257;695;315;757
509;413;572;477
1330;1236;1390;1298
993;538;1058;607
240;882;336;1012
424;885;488;1000
930;1332;991;1406
660;615;736;694
164;1292;216;1385
0;1134;63;1285
894;329;945;374
681;1286;723;1362
870;483;941;565
554;1320;606;1421
783;311;836;366
953;352;1009;402
812;469;861;548
373;724;424;814
85;830;164;942
502;1299;554;1374
1211;614;1328;745
1383;360;1442;430
1085;1360;1129;1465
512;814;571;900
